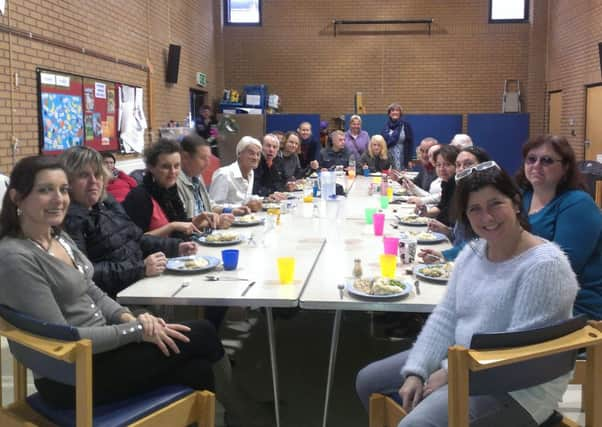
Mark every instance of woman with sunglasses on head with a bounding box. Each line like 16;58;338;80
419;146;491;263
516;135;602;320
356;163;578;427
0;156;252;424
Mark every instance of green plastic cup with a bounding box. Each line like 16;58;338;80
380;195;389;209
364;207;377;224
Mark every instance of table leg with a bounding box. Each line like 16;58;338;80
265;307;281;427
322;310;342;427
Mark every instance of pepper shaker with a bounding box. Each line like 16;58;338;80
352;258;363;278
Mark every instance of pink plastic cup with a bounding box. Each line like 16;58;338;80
383;236;400;255
373;213;385;236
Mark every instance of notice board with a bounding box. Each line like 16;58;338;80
82;78;119;151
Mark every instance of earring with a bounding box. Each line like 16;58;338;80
16;207;22;217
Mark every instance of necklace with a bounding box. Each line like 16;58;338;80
28;234;56;255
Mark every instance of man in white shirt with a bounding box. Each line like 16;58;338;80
0;173;8;212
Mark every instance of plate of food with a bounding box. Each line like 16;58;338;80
195;231;242;246
262;203;281;211
231;214;265;227
345;277;412;300
413;262;454;283
406;231;447;244
398;215;429;226
166;255;220;273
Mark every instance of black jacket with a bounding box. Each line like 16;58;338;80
64;195;181;298
253;155;287;197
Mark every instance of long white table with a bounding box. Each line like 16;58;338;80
118;174;450;427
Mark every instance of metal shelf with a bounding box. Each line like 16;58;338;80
332;19;433;36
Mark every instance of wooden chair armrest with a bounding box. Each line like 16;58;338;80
0;319;85;363
466;325;602;372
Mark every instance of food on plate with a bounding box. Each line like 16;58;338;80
205;232;238;243
352;277;407;295
181;257;209;270
399;215;429;225
414;231;438;241
263;203;281;210
235;214;259;223
418;262;454;279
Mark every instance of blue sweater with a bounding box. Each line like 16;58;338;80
523;190;602;319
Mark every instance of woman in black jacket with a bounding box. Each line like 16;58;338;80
60;146;197;298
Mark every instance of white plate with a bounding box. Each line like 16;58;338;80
195;234;242;246
398;216;429;226
411;231;447;244
166;255;220;273
231;216;265;227
413;263;450;283
345;277;412;300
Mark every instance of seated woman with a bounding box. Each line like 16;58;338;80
101;151;137;202
280;131;309;181
122;138;217;238
419;146;492;263
402;144;442;206
356;163;578;426
59;146;196;298
516;135;602;320
209;136;263;211
0;156;243;420
358;135;393;174
415;145;459;226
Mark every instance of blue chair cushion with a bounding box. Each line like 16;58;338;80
27;385;195;427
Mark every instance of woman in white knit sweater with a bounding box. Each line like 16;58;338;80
356;161;578;427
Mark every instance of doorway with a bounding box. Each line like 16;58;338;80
190;89;207;123
548;91;562;135
585;84;602;161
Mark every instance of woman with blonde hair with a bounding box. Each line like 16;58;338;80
358;135;393;173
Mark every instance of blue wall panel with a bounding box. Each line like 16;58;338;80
467;113;529;175
266;114;320;139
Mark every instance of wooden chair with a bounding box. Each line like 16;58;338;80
0;304;215;427
369;317;602;427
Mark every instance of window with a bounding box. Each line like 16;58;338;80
224;0;261;25
489;0;528;23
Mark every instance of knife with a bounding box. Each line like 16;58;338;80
241;281;256;296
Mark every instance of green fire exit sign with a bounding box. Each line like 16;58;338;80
196;72;207;87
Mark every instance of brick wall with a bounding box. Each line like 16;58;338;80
223;0;534;130
0;0;223;173
546;0;602;159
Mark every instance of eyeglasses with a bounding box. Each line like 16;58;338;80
525;155;563;166
455;160;500;182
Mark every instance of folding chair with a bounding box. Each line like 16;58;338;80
370;316;602;427
0;304;215;427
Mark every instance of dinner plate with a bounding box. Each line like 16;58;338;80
398;216;429;226
368;172;382;177
195;234;242;246
413;263;450;283
262;203;281;211
231;217;265;227
413;231;447;244
166;255;220;273
345;278;412;300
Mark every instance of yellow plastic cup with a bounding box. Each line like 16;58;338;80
379;254;397;278
372;176;382;184
277;257;295;284
386;187;393;201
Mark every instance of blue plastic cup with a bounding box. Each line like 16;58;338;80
221;249;239;271
363;168;370;177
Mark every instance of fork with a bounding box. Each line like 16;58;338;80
414;280;421;295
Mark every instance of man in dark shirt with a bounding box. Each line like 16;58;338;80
319;130;351;170
253;134;294;198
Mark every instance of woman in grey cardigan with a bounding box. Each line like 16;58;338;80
0;156;249;426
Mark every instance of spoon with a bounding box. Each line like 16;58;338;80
205;275;248;281
171;281;190;297
337;283;345;300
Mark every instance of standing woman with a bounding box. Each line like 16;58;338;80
381;103;414;170
122;138;217;238
516;135;602;320
358;135;393;173
345;115;370;162
356;163;578;426
0;156;233;412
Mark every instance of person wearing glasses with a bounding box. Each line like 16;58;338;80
419;147;492;263
356;162;578;426
516;135;602;320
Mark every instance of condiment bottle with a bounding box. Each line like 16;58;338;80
352;259;363;278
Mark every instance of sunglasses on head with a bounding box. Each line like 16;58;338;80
524;155;563;166
455;160;500;182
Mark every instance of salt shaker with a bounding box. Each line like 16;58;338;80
352;259;363;278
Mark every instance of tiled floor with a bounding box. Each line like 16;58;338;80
1;310;587;426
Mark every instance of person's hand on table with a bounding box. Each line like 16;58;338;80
246;199;263;212
144;251;167;276
286;181;297;192
427;218;451;237
217;213;235;228
423;369;448;398
232;206;251;216
137;313;191;356
389;169;403;182
169;221;201;236
178;242;197;256
309;160;319;170
399;375;424;413
407;196;421;205
192;212;219;230
419;248;443;264
414;202;427;216
268;192;287;202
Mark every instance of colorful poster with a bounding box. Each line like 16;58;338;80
84;115;93;140
84;88;94;112
41;93;83;151
107;88;115;113
92;112;102;137
95;82;106;99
